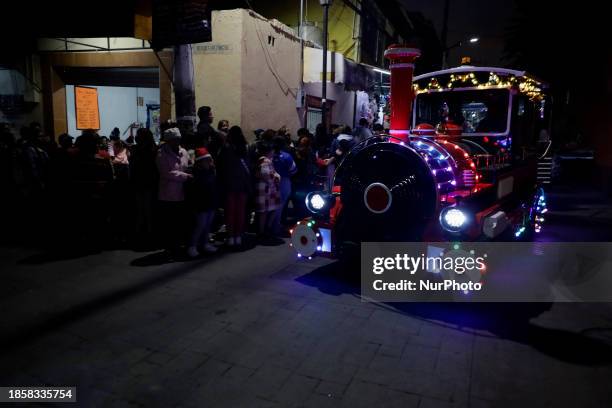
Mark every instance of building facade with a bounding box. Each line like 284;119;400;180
1;1;441;141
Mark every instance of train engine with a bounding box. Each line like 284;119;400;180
290;45;550;259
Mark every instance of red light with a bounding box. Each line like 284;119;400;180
483;136;489;143
365;185;391;213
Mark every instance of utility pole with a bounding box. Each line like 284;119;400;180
320;0;332;133
298;0;305;124
173;44;196;135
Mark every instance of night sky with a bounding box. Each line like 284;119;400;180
400;0;515;67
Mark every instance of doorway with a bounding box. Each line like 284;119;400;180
40;51;172;139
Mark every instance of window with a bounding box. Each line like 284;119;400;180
306;108;322;134
415;89;511;134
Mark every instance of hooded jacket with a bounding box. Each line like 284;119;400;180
156;143;191;201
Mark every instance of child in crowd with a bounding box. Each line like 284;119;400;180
255;143;281;242
186;147;218;257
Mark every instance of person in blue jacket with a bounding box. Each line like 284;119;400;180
272;135;297;235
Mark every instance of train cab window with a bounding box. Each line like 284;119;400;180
415;89;510;134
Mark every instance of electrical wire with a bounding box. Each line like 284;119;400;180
243;0;298;98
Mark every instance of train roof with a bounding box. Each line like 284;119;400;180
414;66;547;86
413;66;547;101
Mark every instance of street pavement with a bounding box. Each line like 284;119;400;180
1;187;612;407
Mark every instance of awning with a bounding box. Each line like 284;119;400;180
343;59;377;92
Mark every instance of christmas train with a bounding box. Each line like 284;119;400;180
290;45;551;259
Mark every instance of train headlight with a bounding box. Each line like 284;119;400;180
310;194;326;210
440;207;469;233
306;192;332;213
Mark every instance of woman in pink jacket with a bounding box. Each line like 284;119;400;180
156;127;192;255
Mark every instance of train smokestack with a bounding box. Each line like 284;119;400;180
384;45;421;141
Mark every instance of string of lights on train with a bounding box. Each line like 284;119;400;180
515;189;547;238
414;72;544;101
409;137;480;194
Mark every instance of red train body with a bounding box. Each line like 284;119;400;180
290;45;550;259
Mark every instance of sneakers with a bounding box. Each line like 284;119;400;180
226;236;242;247
187;246;200;258
203;243;218;253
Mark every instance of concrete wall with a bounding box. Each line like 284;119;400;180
303;47;346;84
193;9;302;141
192;9;364;140
193;9;243;136
240;10;301;137
65;85;159;138
303;47;355;127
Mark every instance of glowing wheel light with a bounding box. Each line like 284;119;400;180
291;223;322;257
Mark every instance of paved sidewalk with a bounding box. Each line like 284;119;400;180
1;242;612;408
1;187;612;407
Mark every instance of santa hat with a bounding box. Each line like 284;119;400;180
195;147;212;161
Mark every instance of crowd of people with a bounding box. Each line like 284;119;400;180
0;107;384;258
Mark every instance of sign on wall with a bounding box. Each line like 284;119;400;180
193;44;232;54
75;86;100;130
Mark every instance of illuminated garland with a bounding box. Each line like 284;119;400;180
410;138;457;193
426;77;443;90
414;72;544;101
515;189;547;238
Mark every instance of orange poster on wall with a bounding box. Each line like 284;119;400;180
75;86;100;130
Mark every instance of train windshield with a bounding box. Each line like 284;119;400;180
414;88;510;134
